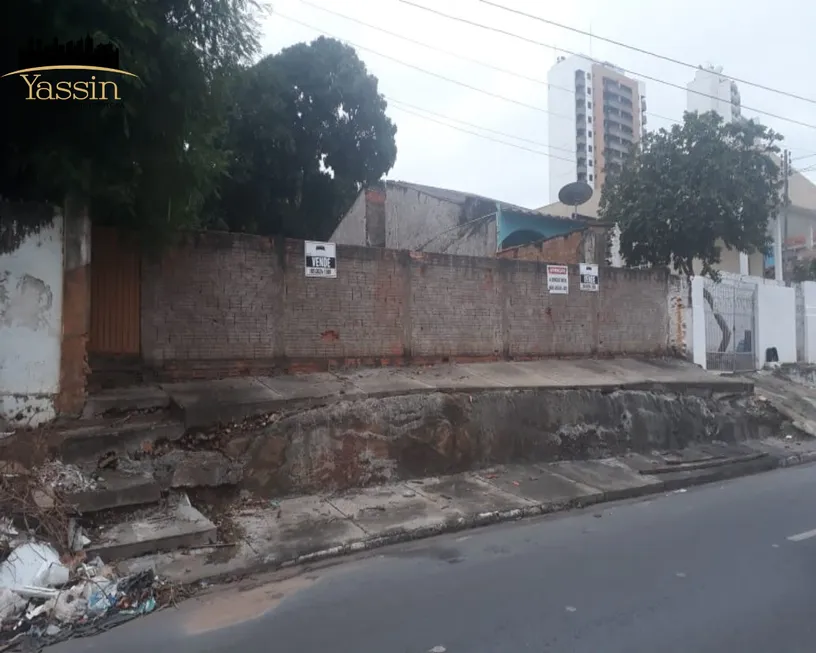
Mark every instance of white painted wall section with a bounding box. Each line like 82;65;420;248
800;282;816;363
0;216;64;426
690;276;707;369
756;283;796;365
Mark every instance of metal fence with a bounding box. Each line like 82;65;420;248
703;278;757;372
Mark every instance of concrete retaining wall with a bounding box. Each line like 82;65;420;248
229;387;783;496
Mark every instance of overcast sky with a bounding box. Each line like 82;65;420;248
261;0;816;209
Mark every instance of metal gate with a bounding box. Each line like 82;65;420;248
89;227;141;356
703;278;757;372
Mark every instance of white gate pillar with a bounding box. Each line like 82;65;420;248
802;281;816;364
691;276;707;369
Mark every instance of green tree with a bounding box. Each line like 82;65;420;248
208;36;398;240
0;0;263;250
599;111;783;279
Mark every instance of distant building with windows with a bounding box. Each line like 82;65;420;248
547;54;646;203
687;65;742;122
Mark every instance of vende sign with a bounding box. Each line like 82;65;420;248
547;265;569;294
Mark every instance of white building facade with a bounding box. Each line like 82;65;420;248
547;55;646;203
686;65;742;122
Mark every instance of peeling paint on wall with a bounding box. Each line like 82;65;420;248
0;206;63;427
0;273;54;330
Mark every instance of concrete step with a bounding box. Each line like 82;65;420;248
82;385;170;418
65;470;162;514
86;494;217;562
57;414;184;464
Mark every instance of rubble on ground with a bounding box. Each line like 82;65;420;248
1;462;182;651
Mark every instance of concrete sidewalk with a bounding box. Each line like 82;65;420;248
86;358;753;427
118;435;816;586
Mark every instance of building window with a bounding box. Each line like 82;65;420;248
587;117;592;123
587;88;591;95
586;72;591;78
588;130;592;137
588;145;593;152
589;174;594;182
588;160;593;167
587;102;592;109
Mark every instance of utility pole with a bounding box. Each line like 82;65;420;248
775;149;790;282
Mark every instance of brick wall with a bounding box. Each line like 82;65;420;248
141;232;671;377
497;225;609;265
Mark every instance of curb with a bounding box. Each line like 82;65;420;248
183;450;816;587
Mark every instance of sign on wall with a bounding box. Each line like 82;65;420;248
547;264;569;294
304;241;337;278
579;263;599;292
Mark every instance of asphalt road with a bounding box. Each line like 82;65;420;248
52;464;816;653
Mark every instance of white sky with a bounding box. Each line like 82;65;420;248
261;0;816;209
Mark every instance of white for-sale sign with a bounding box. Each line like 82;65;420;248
547;264;569;294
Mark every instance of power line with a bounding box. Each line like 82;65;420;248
386;96;574;153
299;0;548;89
389;103;575;161
298;0;678;126
398;1;816;131
273;11;574;121
477;0;816;106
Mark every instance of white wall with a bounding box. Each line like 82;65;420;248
547;56;582;202
0;214;64;426
797;281;816;363
687;67;740;121
756;283;796;365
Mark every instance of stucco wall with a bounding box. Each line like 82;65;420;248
384;186;497;257
0;206;64;426
330;191;366;246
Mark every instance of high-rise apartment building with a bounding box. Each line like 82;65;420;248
686;65;741;122
547;55;646;204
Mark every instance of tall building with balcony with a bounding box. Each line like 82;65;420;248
547;55;646;204
686;65;741;122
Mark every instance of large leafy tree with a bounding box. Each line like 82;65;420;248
208;36;398;240
0;0;262;250
599;111;783;279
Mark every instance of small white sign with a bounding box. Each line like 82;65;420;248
547;264;569;294
579;263;599;291
304;241;337;278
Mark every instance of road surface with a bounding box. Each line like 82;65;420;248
52;464;816;653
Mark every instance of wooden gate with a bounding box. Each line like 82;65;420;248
89;227;141;356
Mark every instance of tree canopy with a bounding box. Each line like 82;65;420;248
598;111;783;279
207;36;398;240
2;5;396;247
1;0;262;247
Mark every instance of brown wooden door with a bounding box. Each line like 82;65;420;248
89;227;141;356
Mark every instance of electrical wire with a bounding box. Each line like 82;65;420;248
397;0;816;131
273;11;574;121
389;103;574;160
476;0;816;106
298;0;678;126
387;96;571;152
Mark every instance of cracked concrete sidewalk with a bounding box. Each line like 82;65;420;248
118;436;816;585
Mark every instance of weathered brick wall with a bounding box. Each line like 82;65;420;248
141;232;671;377
497;225;609;266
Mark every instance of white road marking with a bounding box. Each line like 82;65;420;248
675;572;687;578
787;528;816;542
772;543;780;548
565;606;577;612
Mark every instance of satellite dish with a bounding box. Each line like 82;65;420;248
558;181;593;219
